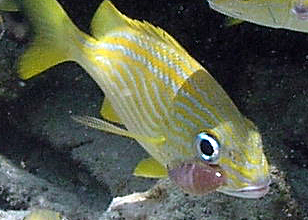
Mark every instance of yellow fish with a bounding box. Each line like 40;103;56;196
24;209;62;220
18;0;270;198
207;0;308;33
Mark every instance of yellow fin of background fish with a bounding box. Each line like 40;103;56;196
100;98;122;124
134;157;168;178
18;0;88;79
24;209;62;220
0;0;19;12
225;17;244;26
72;115;165;145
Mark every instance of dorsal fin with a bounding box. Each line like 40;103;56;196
133;20;188;55
90;0;188;54
91;0;131;39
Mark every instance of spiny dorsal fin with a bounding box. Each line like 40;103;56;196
90;0;188;54
134;20;188;55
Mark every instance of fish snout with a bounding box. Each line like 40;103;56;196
237;175;271;197
218;175;271;198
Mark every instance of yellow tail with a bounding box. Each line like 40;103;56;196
18;0;89;79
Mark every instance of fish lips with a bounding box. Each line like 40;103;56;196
217;178;271;199
168;161;226;195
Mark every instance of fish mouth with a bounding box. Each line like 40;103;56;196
292;4;308;21
217;179;271;199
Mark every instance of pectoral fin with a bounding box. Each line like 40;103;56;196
100;98;122;124
134;157;168;178
72;115;165;145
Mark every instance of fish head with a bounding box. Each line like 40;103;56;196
168;120;270;198
212;120;270;198
165;69;270;198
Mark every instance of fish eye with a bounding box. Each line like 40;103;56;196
195;132;220;163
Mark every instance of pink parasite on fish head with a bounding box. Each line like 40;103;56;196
168;161;226;195
168;131;227;195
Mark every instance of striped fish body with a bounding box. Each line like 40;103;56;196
18;0;270;198
79;27;209;165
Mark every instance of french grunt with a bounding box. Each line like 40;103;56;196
18;0;270;198
207;0;308;33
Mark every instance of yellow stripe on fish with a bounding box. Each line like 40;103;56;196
18;0;270;198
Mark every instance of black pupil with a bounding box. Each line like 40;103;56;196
200;139;214;156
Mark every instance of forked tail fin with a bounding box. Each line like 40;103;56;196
18;0;88;79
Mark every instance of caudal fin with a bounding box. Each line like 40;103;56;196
18;0;87;79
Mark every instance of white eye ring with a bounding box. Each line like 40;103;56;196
195;132;220;163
